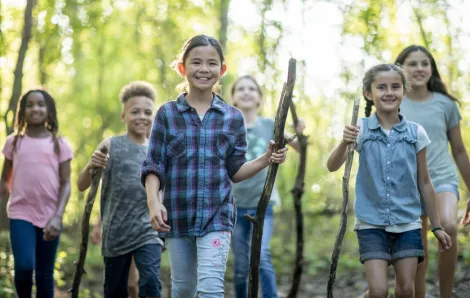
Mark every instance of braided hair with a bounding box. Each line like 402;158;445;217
362;64;409;117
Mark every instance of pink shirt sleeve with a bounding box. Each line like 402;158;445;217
2;135;15;160
59;137;74;163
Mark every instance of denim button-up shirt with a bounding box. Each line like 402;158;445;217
355;113;421;226
141;94;248;238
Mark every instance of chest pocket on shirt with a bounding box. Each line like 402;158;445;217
167;133;186;158
216;133;235;159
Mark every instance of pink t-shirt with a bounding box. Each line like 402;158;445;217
2;134;74;228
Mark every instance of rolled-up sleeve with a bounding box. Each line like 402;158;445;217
141;107;167;189
226;111;247;178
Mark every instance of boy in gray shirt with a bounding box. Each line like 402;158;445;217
77;81;163;298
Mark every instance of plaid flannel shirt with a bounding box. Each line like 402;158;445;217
141;94;247;237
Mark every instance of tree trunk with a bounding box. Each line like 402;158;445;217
3;0;36;135
0;0;36;231
218;0;230;51
247;58;296;298
287;100;308;298
326;98;360;298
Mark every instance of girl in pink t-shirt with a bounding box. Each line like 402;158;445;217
0;89;73;298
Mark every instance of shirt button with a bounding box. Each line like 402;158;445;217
387;161;390;165
387;144;390;147
386;209;389;211
387;177;390;180
387;194;390;197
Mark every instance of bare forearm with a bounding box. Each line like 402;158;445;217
327;141;349;172
145;174;161;206
420;181;441;228
231;155;270;183
454;150;470;192
55;181;71;218
77;162;93;192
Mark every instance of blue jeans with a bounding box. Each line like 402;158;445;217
167;231;231;298
9;219;60;298
232;205;278;298
104;244;163;298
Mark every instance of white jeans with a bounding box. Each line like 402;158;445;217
167;231;231;298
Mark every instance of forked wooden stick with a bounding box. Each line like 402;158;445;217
69;146;108;297
247;58;297;298
287;100;308;298
327;98;360;298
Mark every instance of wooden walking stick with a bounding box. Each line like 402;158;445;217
246;58;297;298
287;100;308;298
69;146;108;297
326;98;360;298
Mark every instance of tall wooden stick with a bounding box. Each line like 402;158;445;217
246;58;297;298
327;98;360;298
69;146;108;297
287;100;308;298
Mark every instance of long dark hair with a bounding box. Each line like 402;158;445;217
394;45;459;103
362;64;409;117
171;35;225;94
13;89;61;154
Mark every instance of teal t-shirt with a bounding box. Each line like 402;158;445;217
232;117;280;208
400;92;462;187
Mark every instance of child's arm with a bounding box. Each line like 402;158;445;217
91;217;102;244
0;158;12;200
145;174;170;232
447;123;470;224
417;148;452;251
44;159;72;241
231;140;288;183
326;125;359;172
77;138;110;192
285;119;306;153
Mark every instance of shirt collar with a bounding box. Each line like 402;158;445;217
175;93;226;114
368;112;407;132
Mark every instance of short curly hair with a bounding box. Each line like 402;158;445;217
119;81;156;104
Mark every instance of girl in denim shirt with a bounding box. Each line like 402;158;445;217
141;35;288;298
327;64;451;298
395;45;470;298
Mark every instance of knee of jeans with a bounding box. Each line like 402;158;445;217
15;260;34;276
260;249;272;262
173;279;197;297
198;275;224;295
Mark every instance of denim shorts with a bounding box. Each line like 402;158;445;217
356;229;424;264
421;183;460;216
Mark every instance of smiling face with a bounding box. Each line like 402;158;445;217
364;70;405;115
178;45;226;92
402;50;432;89
24;92;48;126
231;77;262;111
122;96;154;138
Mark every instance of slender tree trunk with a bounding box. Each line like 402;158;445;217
218;0;230;51
3;0;36;135
0;0;36;231
247;59;296;298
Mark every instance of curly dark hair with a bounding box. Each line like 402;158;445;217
13;89;61;154
119;81;156;104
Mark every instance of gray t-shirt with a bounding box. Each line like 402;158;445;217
100;135;162;257
400;92;462;187
232;117;280;208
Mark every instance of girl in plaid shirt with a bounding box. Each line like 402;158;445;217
141;35;288;298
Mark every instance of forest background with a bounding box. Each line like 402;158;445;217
1;0;470;297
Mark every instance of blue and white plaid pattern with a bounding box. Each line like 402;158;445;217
142;94;247;238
